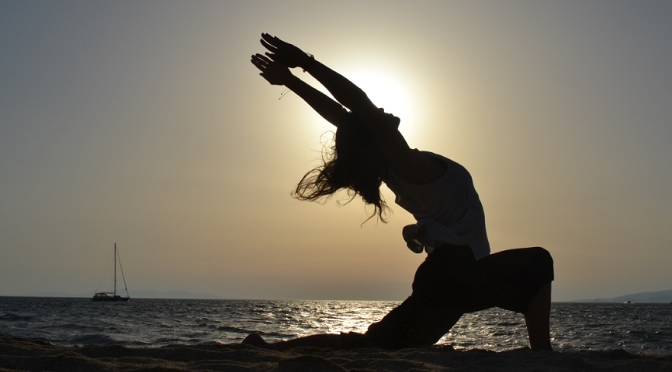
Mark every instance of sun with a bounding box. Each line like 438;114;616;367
346;69;413;120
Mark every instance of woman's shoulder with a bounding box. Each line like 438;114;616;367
388;149;449;185
416;151;472;182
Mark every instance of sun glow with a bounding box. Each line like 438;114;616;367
343;67;421;142
292;62;425;145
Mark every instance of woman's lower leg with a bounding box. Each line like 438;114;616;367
524;282;553;351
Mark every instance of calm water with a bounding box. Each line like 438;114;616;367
1;297;670;355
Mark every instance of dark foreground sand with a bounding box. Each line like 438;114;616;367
1;334;671;372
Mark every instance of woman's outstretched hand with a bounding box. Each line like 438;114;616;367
260;33;311;69
251;53;293;86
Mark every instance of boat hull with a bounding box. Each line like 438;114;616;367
92;293;130;302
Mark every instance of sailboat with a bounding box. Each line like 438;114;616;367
92;243;130;302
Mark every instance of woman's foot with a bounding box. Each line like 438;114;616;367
243;333;271;348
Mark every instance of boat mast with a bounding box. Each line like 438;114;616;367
113;243;117;296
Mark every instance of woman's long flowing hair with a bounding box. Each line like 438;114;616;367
292;114;390;222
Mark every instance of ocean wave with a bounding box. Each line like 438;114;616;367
66;334;119;346
214;325;264;334
0;312;34;322
2;299;671;354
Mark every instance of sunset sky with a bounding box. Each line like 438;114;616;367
2;1;671;302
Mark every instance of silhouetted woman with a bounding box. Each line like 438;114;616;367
249;33;553;351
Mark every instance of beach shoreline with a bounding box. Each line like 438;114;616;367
1;333;671;371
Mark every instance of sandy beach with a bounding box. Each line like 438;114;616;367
1;334;671;372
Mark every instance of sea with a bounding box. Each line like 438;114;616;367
1;297;670;355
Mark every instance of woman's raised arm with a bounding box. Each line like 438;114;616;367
251;53;347;126
255;34;445;184
260;33;377;115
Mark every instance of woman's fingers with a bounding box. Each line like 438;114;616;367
250;54;263;67
261;32;274;43
251;54;272;71
251;53;271;64
261;33;282;46
261;33;294;56
260;38;277;53
261;33;285;52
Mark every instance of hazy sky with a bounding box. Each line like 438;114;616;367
2;1;671;302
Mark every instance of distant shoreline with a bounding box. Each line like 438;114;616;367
2;294;672;304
